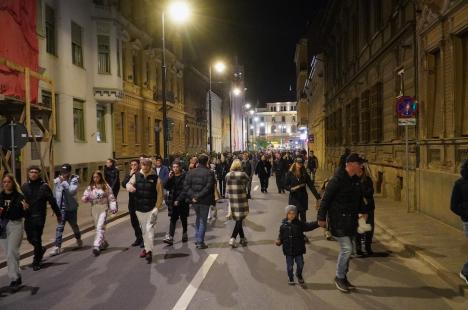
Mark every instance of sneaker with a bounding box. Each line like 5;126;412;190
145;251;152;264
163;234;174;245
335;277;350;293
344;277;356;290
32;263;41;271
9;277;22;291
229;238;237;248
288;278;295;285
76;239;83;248
239;238;248;247
182;233;188;243
139;250;147;258
92;247;101;257
100;240;109;251
196;243;208;249
50;246;61;256
460;272;468;285
131;238;143;247
297;275;305;284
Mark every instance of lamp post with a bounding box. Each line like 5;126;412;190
208;61;226;153
161;1;189;160
242;103;251;151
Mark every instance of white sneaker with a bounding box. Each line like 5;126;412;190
229;238;237;248
76;239;83;248
50;246;61;256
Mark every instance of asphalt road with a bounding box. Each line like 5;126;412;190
0;178;466;310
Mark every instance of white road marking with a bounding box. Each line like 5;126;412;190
172;254;218;310
253;185;259;192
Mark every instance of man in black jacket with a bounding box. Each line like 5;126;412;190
450;159;468;285
183;154;214;249
317;153;368;293
122;159;143;247
21;166;61;270
241;153;253;199
273;152;287;193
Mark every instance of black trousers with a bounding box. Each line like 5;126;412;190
298;210;307;223
169;214;188;237
231;219;245;239
260;177;269;191
275;174;285;192
25;216;46;265
218;179;226;197
128;203;142;241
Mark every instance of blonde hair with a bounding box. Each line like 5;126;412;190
230;159;242;172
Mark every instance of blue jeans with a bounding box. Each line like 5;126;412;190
193;204;209;244
286;255;304;280
55;210;81;247
334;236;353;279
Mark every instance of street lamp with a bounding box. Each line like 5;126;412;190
208;60;226;153
161;1;190;160
232;87;241;96
241;103;252;150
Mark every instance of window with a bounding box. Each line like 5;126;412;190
45;5;56;55
120;112;126;144
259;127;265;136
249;129;254;136
147;117;151;144
291;125;297;133
249;118;252;125
97;35;110;74
460;34;468;135
73;99;85;141
281;116;286;122
370;83;383;142
272;117;276;123
373;0;383;32
96;105;106;142
271;125;276;133
427;50;443;138
292;116;296;122
260;116;264;122
132;54;138;84
281;126;287;134
134;115;139;144
71;22;83;67
146;62;150;87
116;39;121;77
360;91;370;143
350;98;359;144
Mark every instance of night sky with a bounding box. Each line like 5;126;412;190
183;0;327;106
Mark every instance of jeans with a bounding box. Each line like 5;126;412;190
136;209;157;253
24;216;46;265
193;204;210;244
334;236;353;279
286;255;304;280
0;220;23;281
55;209;81;247
231;219;245;239
91;204;108;248
462;223;468;276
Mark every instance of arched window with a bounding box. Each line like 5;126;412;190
271;125;276;134
291;125;297;133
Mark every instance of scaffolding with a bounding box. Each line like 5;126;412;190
0;57;56;185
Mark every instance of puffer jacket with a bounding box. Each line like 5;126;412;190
82;184;117;212
183;166;215;206
277;218;319;256
54;175;80;211
450;161;468;222
317;168;366;237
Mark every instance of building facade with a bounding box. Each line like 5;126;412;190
301;0;468;228
207;90;223;153
250;102;300;149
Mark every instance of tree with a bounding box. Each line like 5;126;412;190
255;138;270;150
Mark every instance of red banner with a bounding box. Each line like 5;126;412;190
0;0;39;103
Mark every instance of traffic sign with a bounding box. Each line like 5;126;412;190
396;96;417;118
398;118;416;126
0;122;29;151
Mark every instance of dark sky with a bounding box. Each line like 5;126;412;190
183;0;326;105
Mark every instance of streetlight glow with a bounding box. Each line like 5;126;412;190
168;1;190;23
254;116;259;122
214;61;226;73
244;103;251;109
232;87;241;96
249;110;254;115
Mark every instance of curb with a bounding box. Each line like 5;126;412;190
374;218;463;288
0;211;130;270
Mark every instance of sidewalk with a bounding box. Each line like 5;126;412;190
0;190;131;268
373;196;467;285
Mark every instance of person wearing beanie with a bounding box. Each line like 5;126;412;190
275;205;319;285
450;159;468;285
21;166;61;270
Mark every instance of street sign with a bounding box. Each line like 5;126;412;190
396;96;417;126
396;96;417;118
0;122;29;151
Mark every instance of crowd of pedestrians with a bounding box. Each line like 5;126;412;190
1;147;467;294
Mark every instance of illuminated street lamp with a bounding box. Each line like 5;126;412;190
232;87;242;96
160;1;190;159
